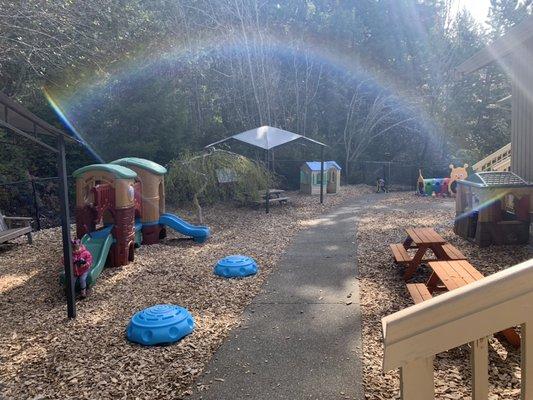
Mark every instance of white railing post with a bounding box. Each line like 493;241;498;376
400;356;434;400
522;321;533;400
471;337;489;399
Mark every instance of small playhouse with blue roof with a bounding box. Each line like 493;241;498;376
300;161;341;195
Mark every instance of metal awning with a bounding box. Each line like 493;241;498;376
0;91;78;319
205;126;329;212
0;92;78;152
205;125;327;150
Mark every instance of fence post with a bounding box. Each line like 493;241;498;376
30;178;41;231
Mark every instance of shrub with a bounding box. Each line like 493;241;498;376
166;149;275;220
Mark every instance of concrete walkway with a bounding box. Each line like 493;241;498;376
191;199;366;400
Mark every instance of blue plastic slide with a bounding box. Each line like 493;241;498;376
159;213;210;243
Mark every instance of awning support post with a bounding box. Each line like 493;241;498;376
265;149;270;214
320;146;325;204
57;135;76;319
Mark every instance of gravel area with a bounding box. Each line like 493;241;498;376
358;192;532;400
0;186;372;400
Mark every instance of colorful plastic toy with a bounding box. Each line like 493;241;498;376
448;163;469;194
214;255;258;278
159;213;210;244
417;165;468;197
126;304;195;346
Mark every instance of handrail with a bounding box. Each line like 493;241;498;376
472;143;511;172
383;258;533;370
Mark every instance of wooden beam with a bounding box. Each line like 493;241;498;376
522;321;533;399
400;357;434;400
471;337;489;400
456;15;533;75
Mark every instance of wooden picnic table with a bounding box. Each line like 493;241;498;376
426;260;520;348
254;189;289;206
391;227;466;281
259;188;285;199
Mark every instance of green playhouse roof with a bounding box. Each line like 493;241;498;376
111;157;167;175
73;164;137;179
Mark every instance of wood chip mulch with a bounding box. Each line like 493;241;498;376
358;192;532;400
0;185;373;400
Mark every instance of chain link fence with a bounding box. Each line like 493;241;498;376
0;161;451;230
0;176;75;230
273;159;443;191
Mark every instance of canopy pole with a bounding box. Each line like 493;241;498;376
265;149;270;214
320;147;325;204
57;135;76;318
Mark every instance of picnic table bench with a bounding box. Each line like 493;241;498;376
406;260;520;347
390;227;466;280
254;189;289;205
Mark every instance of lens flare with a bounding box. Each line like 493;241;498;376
44;88;104;162
43;32;442;161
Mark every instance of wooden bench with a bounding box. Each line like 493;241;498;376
254;196;290;205
439;243;467;260
0;215;33;245
406;283;433;304
390;243;411;264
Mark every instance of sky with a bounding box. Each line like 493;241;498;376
455;0;491;24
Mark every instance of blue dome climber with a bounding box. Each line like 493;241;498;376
214;255;258;278
126;304;194;346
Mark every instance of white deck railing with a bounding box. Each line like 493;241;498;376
382;258;533;400
472;142;512;172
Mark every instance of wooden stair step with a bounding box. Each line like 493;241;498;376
390;243;412;264
406;283;433;304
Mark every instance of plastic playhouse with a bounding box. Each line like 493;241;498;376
454;171;533;246
417;164;469;196
62;158;210;287
300;161;341;195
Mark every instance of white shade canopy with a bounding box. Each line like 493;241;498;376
205;125;326;150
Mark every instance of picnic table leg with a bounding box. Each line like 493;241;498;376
426;272;440;293
403;245;428;281
431;244;446;260
500;327;521;348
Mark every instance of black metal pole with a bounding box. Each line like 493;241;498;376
320;146;324;204
30;178;41;231
265;149;270;214
57;135;76;319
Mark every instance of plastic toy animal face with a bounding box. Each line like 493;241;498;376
449;164;468;181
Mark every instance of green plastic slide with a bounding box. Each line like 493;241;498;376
60;225;114;289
